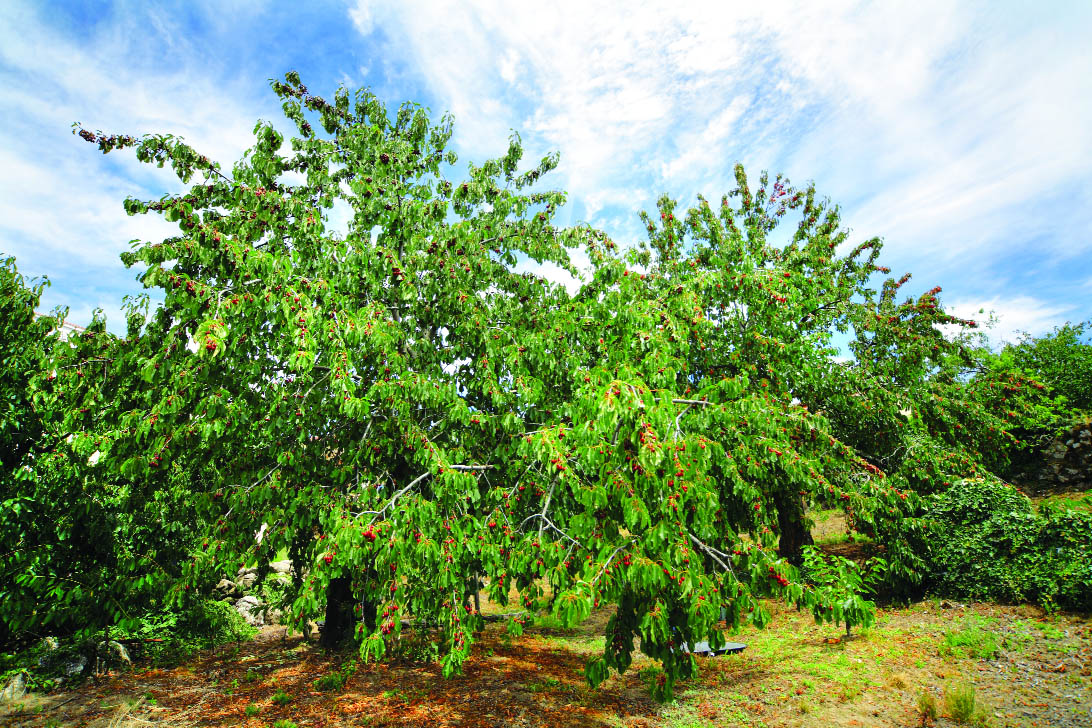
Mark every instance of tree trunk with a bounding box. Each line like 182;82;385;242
320;576;355;648
774;490;813;566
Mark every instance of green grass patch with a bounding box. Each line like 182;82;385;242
940;618;1000;660
1036;490;1092;514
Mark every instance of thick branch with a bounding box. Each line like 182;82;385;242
688;533;735;577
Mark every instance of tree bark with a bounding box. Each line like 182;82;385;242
774;490;814;566
320;576;355;648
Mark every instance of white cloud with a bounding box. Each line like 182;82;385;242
349;0;1092;304
0;1;273;328
948;295;1075;346
348;2;375;35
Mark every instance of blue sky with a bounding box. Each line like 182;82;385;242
2;0;1090;345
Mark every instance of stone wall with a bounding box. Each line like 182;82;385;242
1020;419;1092;494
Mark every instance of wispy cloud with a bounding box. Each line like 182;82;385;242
0;1;273;323
3;0;1090;340
352;0;1092;320
948;295;1075;346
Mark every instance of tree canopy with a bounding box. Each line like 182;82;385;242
5;72;1070;697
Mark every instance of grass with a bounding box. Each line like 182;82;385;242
917;689;939;721
940;617;1000;660
944;681;993;726
525;676;561;693
1034;489;1092;514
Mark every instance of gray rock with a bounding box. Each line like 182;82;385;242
37;651;87;677
214;578;239;600
97;640;131;665
60;654;87;677
236;568;258;591
0;672;27;702
269;559;293;574
234;596;265;626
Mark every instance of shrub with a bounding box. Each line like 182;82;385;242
904;477;1092;609
271;690;291;706
244;703;260;717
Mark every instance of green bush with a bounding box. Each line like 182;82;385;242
1004;321;1092;414
907;477;1092;609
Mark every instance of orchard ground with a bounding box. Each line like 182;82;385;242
3;599;1089;728
4;492;1089;728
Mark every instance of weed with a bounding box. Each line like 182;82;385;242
637;664;664;692
389;631;440;662
314;671;346;692
940;620;999;660
917;690;938;722
245;703;260;717
944;681;991;725
244;668;261;683
272;721;298;728
271;689;291;706
526;676;561;693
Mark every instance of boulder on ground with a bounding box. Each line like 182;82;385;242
236;567;259;591
0;672;27;702
269;559;293;575
234;596;265;627
213;578;239;600
36;651;87;677
97;640;131;666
